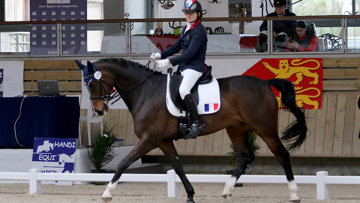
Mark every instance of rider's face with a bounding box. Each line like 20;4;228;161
184;11;198;23
275;5;286;15
296;27;307;37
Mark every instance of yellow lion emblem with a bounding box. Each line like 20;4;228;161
277;87;321;109
263;59;320;85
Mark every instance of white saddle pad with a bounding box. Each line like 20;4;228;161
166;73;221;117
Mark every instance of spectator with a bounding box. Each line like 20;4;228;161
255;0;296;52
286;21;318;52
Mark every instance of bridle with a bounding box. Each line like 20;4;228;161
88;59;157;106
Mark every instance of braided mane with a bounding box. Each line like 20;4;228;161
95;58;162;74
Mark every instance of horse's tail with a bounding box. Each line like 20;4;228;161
268;78;307;152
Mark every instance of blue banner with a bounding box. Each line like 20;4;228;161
30;0;87;55
0;69;3;97
32;137;77;184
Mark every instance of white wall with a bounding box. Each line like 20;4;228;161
154;0;264;36
88;1;103;51
125;0;147;35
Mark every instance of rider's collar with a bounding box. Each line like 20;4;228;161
189;19;201;30
277;11;286;17
186;21;194;29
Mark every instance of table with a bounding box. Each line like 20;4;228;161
239;35;258;52
0;96;80;148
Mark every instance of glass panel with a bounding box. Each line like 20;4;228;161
60;22;126;55
130;21;162;54
130;20;266;54
0;27;30;55
206;20;264;53
0;24;31;56
272;18;343;53
293;0;353;15
347;18;360;51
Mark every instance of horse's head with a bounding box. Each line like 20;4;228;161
75;60;116;116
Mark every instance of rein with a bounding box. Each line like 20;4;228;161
89;59;157;105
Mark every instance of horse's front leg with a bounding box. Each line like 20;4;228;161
159;141;195;203
101;138;159;202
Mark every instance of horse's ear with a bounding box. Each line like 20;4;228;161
87;60;95;74
75;60;85;70
87;60;100;73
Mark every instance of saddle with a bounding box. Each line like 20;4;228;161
166;65;221;140
168;66;213;111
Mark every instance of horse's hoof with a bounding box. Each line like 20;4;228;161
186;201;195;203
222;194;232;199
289;199;300;203
101;197;112;202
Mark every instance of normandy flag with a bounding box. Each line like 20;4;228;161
242;58;323;109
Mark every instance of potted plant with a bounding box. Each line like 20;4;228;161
226;130;260;174
87;123;118;173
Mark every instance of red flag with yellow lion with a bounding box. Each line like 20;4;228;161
243;58;323;109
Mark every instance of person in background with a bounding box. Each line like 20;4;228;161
150;0;207;139
255;0;296;52
286;20;318;52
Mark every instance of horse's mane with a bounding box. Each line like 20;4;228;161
95;58;162;75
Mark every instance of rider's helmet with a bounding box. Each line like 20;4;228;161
274;0;287;6
182;0;202;13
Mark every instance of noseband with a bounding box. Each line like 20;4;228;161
88;59;156;106
88;77;119;104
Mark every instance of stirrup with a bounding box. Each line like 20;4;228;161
184;122;206;139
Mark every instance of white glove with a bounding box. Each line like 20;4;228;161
150;52;161;61
156;59;173;69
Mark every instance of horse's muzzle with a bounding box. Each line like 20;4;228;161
94;103;109;116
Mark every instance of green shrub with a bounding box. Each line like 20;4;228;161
226;130;260;170
87;123;118;171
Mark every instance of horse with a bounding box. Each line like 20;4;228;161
75;58;307;203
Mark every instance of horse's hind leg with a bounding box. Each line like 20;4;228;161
101;137;159;202
159;141;195;203
222;125;255;199
260;132;300;202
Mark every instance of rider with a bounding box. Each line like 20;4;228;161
255;0;296;52
150;0;207;139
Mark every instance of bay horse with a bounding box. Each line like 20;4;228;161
76;58;307;203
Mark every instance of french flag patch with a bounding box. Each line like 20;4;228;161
204;103;219;112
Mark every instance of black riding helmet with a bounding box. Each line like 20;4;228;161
182;0;202;13
274;0;287;6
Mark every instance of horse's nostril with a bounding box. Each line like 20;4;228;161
95;110;104;116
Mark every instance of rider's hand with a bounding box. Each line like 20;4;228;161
156;59;173;68
150;52;161;61
273;31;278;38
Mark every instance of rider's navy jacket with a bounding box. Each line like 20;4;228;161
161;19;208;73
259;10;296;37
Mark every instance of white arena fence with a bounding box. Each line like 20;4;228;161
0;169;359;200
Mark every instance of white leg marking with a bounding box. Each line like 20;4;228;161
102;181;118;198
288;180;300;200
222;176;237;196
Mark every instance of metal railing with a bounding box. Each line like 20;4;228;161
0;15;359;59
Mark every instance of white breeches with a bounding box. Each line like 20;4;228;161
179;69;203;100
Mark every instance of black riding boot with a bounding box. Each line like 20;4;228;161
183;94;206;139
